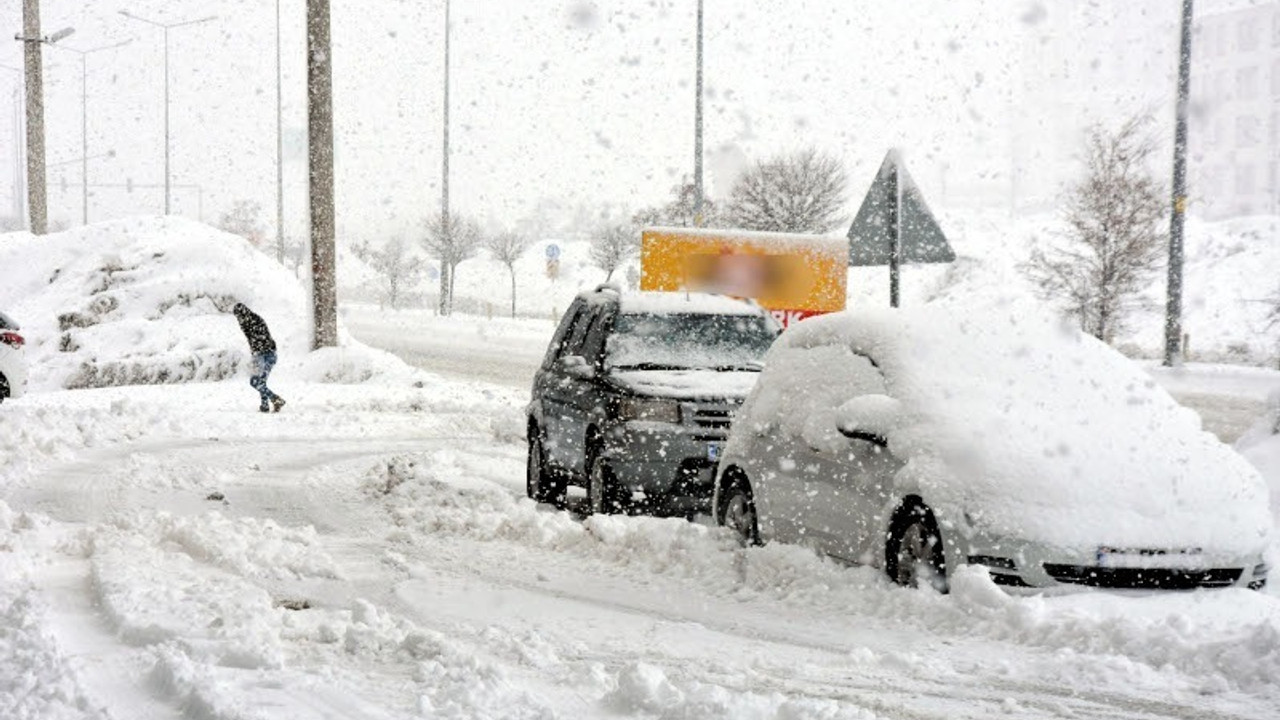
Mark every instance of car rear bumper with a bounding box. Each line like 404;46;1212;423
0;350;27;399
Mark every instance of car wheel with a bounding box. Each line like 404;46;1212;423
586;454;626;516
0;374;7;404
886;504;948;592
718;474;760;546
526;424;565;507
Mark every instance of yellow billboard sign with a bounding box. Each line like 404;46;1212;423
640;227;847;327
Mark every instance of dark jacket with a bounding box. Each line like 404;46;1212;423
232;303;277;355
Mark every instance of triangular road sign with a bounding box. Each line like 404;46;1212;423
847;150;955;267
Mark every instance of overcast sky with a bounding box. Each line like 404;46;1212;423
0;0;1264;240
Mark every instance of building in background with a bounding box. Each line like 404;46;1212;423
1191;1;1280;219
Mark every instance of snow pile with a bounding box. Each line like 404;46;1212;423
1238;392;1280;532
748;306;1272;554
0;217;309;391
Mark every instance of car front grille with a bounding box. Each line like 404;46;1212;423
690;406;734;431
1043;564;1242;589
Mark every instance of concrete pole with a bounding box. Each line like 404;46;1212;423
307;0;337;348
1163;0;1193;367
163;25;171;214
275;0;285;263
21;0;48;235
692;0;704;226
439;0;451;316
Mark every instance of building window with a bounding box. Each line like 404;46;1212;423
1237;66;1260;99
1236;165;1255;196
1240;19;1259;51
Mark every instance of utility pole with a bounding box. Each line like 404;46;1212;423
17;1;52;234
275;0;285;263
307;0;337;348
692;0;704;226
1164;0;1193;367
438;0;452;315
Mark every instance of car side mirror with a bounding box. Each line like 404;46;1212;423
837;427;888;447
559;354;596;380
835;394;902;448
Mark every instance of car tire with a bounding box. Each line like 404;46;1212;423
526;424;565;508
717;473;760;546
0;374;8;404
885;503;948;592
586;453;626;516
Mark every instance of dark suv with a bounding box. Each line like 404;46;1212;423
526;286;780;515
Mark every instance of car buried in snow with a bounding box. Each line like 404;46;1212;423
713;307;1272;592
0;310;27;404
526;286;781;516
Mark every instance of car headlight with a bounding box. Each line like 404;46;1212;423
617;397;682;424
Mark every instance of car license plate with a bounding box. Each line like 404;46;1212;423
707;442;722;461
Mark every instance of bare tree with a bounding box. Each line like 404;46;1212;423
218;200;266;246
633;180;725;228
422;211;481;315
725;148;849;233
588;223;638;281
369;237;425;309
486;231;531;317
1023;116;1166;343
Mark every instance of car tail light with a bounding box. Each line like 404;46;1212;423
0;331;24;349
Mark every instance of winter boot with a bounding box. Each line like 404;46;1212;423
271;396;287;413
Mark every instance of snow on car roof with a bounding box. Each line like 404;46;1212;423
757;306;1271;554
615;291;765;316
642;225;848;254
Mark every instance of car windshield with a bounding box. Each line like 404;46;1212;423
0;311;17;330
606;312;777;372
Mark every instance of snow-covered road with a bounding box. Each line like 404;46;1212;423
3;367;1279;718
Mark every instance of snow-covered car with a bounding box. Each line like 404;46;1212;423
527;286;780;516
713;307;1272;591
0;310;28;403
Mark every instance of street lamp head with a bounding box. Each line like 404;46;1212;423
46;27;76;44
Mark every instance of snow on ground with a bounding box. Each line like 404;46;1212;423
3;216;1280;718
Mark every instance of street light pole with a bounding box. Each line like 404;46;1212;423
275;0;285;263
52;40;130;225
118;10;216;216
693;0;704;226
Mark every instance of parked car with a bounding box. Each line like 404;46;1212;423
527;286;780;515
0;310;28;403
714;307;1271;591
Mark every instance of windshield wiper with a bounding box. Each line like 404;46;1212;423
610;362;692;371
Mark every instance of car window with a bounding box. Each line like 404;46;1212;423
747;343;887;452
560;303;602;360
543;300;586;368
0;311;16;330
579;307;614;364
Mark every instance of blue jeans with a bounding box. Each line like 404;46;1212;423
250;352;278;407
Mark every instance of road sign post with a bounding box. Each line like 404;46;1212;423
847;150;954;306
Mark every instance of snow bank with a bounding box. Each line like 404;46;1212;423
367;450;1280;697
756;306;1272;555
0;216;309;392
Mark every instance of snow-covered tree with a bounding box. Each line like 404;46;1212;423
1023;116;1165;343
633;180;725;228
422;211;481;316
369;237;424;309
588;223;638;281
485;231;531;317
218;200;266;246
725;148;848;233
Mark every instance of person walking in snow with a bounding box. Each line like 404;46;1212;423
232;303;286;413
